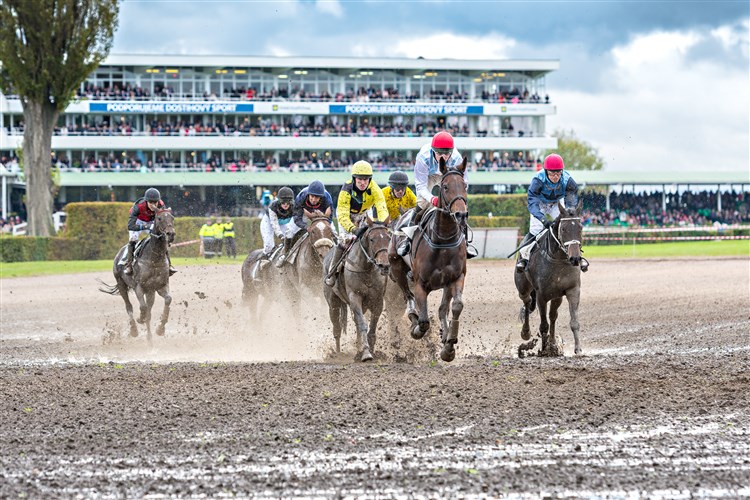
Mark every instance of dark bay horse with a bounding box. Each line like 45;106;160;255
99;209;176;343
388;157;469;362
515;200;584;357
240;245;283;322
323;216;391;361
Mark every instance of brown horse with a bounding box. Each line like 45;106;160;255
388;157;469;362
515;200;584;357
323;216;391;361
240;245;283;322
98;208;176;343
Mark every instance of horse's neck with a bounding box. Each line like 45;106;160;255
429;210;460;242
347;239;371;270
142;235;168;258
541;227;565;257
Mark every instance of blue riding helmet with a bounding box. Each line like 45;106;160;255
307;180;326;198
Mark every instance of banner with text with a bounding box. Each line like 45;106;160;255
329;104;484;115
89;102;254;114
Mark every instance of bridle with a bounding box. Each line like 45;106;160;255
437;170;468;220
151;208;174;240
351;224;391;272
306;216;336;262
549;217;582;255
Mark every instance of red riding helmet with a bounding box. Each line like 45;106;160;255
431;131;454;151
543;153;565;171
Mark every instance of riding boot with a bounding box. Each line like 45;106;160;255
123;242;136;275
465;227;478;259
167;248;177;276
324;244;345;286
397;239;410;256
275;237;293;268
398;206;425;256
515;232;535;273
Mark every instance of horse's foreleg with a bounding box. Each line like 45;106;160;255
537;298;549;355
156;286;172;337
145;291;156;345
118;280;138;337
367;298;384;358
134;286;148;325
548;297;564;357
327;299;343;353
411;283;430;340
566;287;582;355
348;296;372;362
440;279;464;363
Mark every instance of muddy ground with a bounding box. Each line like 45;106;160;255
1;258;749;498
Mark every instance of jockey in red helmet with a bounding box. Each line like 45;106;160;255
515;153;584;272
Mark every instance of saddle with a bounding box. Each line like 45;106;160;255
251;243;283;281
118;237;151;266
285;232;309;266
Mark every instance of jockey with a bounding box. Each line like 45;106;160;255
280;180;333;268
325;160;388;287
397;131;477;258
516;153;584;272
125;187;176;276
260;186;296;260
382;170;417;222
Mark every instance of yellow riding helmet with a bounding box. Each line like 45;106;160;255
351;160;373;178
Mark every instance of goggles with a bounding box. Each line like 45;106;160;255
433;148;453;157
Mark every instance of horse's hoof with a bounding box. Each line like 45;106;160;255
419;321;430;335
129;329;139;338
440;344;456;362
521;328;531;341
156;327;165;337
361;350;373;362
411;325;425;340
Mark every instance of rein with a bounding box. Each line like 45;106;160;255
418;169;467;250
543;216;583;263
346;225;390;272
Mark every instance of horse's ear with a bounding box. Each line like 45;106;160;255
366;214;373;226
557;199;566;215
575;198;583;215
383;215;391;226
303;209;314;219
439;156;447;175
458;156;468;174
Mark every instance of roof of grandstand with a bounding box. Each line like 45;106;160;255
52;170;750;188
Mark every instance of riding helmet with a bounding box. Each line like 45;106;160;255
388;171;409;188
307;180;326;198
145;188;161;202
431;131;454;151
351;160;373;178
278;186;294;202
543;154;565;171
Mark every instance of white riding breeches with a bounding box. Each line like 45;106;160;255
128;229;149;242
416;173;443;209
519;201;562;261
261;215;300;253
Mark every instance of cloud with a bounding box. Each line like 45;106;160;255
389;33;516;60
315;0;343;18
550;23;749;172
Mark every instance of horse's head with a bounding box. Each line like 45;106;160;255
555;199;583;266
361;215;391;276
304;209;336;261
154;208;175;244
438;156;469;227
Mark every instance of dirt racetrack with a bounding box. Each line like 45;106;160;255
1;257;749;498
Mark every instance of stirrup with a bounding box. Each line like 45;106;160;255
169;266;177;276
275;255;286;268
397;241;410;257
467;245;478;259
324;274;336;287
123;265;133;275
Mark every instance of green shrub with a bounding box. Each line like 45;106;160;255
468;194;528;218
64;202;131;260
469;216;525;229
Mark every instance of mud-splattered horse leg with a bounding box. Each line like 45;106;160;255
366;298;383;358
440;279;464;363
144;291;156;344
348;295;373;362
547;297;564;356
411;282;431;340
537;296;549;355
566;286;582;355
117;278;138;337
327;296;344;353
155;285;172;337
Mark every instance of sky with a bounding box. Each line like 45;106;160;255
112;0;749;174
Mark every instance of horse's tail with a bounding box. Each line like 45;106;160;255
97;278;120;295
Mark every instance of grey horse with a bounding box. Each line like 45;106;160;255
99;209;176;344
323;216;391;361
514;200;585;357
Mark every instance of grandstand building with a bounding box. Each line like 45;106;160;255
0;54;559;216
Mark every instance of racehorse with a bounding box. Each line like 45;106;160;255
323;215;391;361
240;246;282;322
515;200;584;357
98;208;175;343
388;157;469;362
281;211;337;299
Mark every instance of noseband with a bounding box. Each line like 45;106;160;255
550;217;582;254
151;209;174;239
438;170;468;217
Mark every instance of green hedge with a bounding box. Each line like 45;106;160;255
468;194;527;218
170;217;263;258
0;236;85;262
64;202;131;260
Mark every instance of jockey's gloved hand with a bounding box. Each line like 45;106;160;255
431;196;439;207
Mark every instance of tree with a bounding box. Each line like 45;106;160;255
0;0;119;236
547;129;605;171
